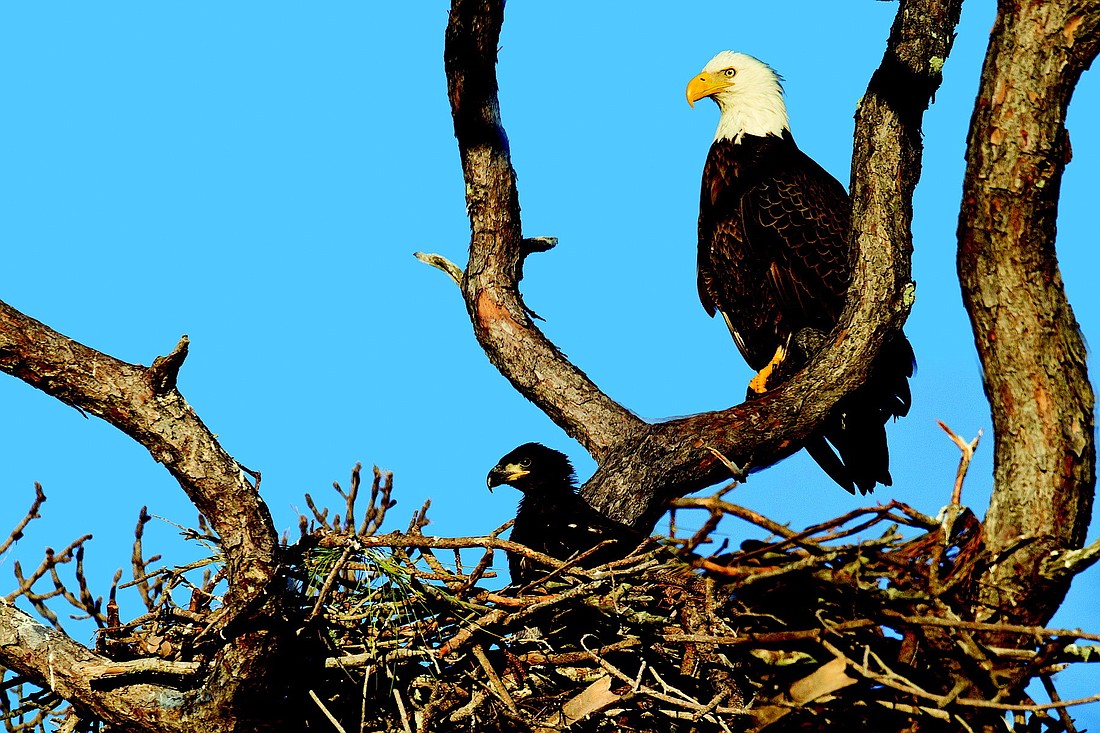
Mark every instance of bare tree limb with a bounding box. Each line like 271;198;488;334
0;600;189;730
0;303;290;730
444;0;645;461
0;301;278;612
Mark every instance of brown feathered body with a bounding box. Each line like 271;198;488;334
698;130;914;494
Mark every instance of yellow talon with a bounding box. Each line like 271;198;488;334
748;345;788;394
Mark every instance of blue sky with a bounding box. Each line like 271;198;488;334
1;2;1097;725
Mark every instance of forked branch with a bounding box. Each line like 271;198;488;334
441;0;963;529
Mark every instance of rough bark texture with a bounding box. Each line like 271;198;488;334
0;304;296;731
446;0;646;461
0;603;187;730
0;304;279;609
445;0;962;530
957;0;1098;629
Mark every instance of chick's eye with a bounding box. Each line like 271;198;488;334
519;458;532;468
724;68;736;78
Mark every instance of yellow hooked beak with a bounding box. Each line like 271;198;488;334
486;464;530;491
686;71;733;108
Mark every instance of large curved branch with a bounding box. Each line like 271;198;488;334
444;0;962;529
444;0;645;460
957;0;1099;625
0;302;279;611
0;303;289;730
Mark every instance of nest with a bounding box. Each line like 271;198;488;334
3;460;1098;733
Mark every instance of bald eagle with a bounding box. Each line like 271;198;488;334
487;443;644;584
686;51;914;495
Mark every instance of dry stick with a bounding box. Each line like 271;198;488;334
435;609;508;658
672;497;798;541
308;544;357;621
1040;674;1080;733
516;539;621;591
681;510;724;555
308;689;350;733
931;422;981;594
580;638;748;718
471;644;518;716
391;687;415;733
822;639;959;707
826;639;1100;713
663;619;877;646
458;547;503;595
865;700;951;722
521;638;641;666
319;532;595;582
0;483;47;556
880;611;1100;644
119;555;219;590
937;421;982;506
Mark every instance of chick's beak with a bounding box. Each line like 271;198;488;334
686;71;731;108
486;464;529;491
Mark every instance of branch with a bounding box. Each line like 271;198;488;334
444;0;644;460
957;0;1100;627
0;304;288;730
1042;538;1100;582
0;301;278;613
442;0;963;530
0;600;188;730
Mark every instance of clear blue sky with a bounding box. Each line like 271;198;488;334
1;2;1096;725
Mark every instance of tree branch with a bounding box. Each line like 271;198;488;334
443;0;962;530
0;303;289;730
0;302;278;611
0;600;188;730
957;0;1099;627
444;0;646;461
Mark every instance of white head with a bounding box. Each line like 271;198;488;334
686;51;789;143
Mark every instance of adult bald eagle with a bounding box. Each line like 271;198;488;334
686;51;914;494
487;443;644;584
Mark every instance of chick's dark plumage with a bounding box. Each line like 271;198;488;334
487;443;643;585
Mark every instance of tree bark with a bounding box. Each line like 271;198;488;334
958;0;1099;629
443;0;963;530
0;306;295;731
0;305;279;611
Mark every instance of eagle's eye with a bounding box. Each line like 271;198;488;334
724;68;736;78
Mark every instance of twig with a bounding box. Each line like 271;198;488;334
308;689;350;733
880;611;1100;644
308;544;356;621
472;644;518;715
0;483;47;556
1041;674;1080;733
78;659;201;681
937;421;981;506
413;252;463;287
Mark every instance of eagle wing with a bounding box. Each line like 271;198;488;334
698;142;852;370
741;151;852;335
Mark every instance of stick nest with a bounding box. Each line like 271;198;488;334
3;458;1097;733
